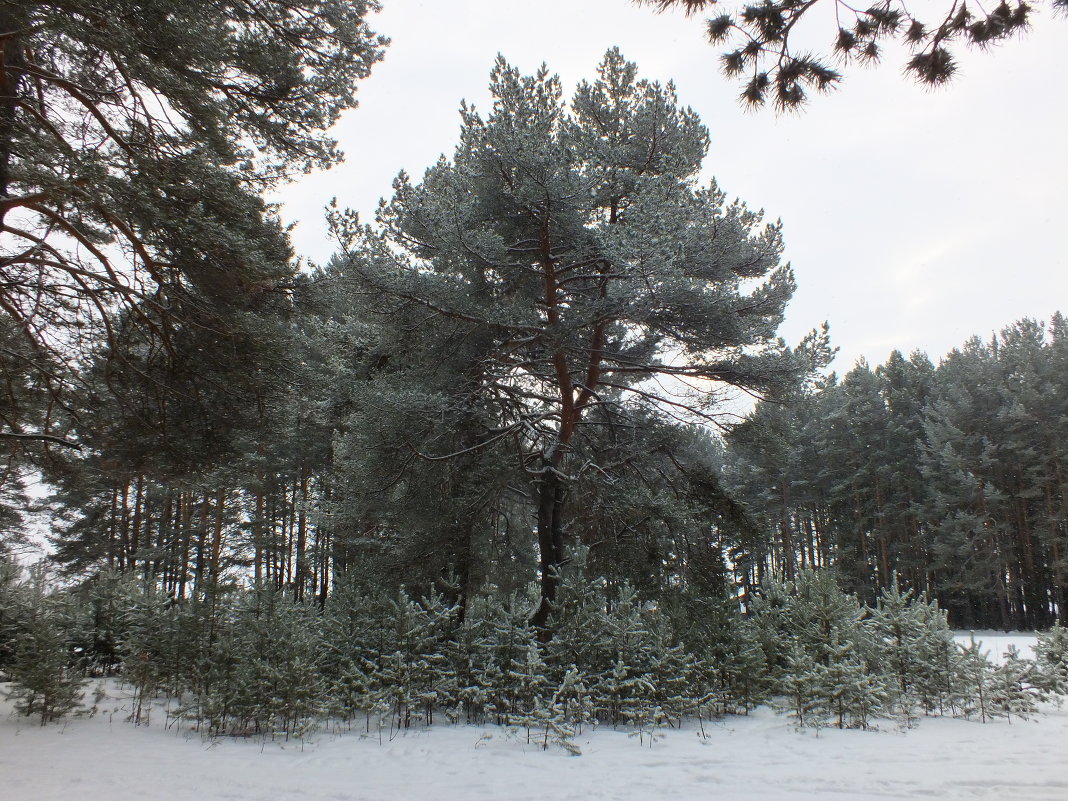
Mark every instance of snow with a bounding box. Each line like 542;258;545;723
954;631;1039;663
3;634;1066;801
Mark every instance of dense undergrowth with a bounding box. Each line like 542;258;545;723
2;561;1066;752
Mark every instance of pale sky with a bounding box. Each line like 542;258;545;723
276;0;1068;372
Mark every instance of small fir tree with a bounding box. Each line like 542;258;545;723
955;640;995;723
0;557;26;675
779;643;822;729
989;645;1039;722
6;570;82;724
1034;623;1068;698
720;622;772;715
514;668;587;755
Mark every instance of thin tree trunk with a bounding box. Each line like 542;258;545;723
192;495;209;600
286;478;297;590
295;466;309;601
129;475;144;578
108;485;119;569
253;484;265;585
118;482;131;572
177;493;192;600
209;488;226;593
0;7;27;219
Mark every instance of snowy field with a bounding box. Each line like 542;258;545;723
3;633;1066;801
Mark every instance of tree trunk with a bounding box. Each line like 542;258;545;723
192;495;209;600
531;466;567;638
129;476;144;578
177;493;192;600
209;488;225;593
253;485;264;585
118;482;131;572
0;7;27;219
294;466;309;601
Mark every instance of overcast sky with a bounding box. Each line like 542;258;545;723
276;0;1068;373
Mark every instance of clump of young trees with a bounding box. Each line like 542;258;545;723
4;559;1063;744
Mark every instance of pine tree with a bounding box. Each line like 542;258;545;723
989;645;1039;722
459;595;538;725
815;636;887;729
331;48;826;636
906;593;964;717
955;640;996;723
0;556;25;674
514;667;587;755
321;580;392;727
121;585;182;725
546;572;616;682
68;570;143;677
725;315;1068;632
552;666;595;737
5;568;82;724
505;639;551;734
758;569;889;728
642;613;694;728
374;590;459;731
779;643;822;729
199;587;326;738
868;577;929;720
719;621;772;715
1034;623;1068;698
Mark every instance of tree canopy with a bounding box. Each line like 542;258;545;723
0;0;386;462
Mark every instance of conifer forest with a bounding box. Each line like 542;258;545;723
2;1;1068;779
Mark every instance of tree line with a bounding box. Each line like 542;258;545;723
725;316;1068;630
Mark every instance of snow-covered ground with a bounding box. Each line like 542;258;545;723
3;634;1066;801
954;631;1038;663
